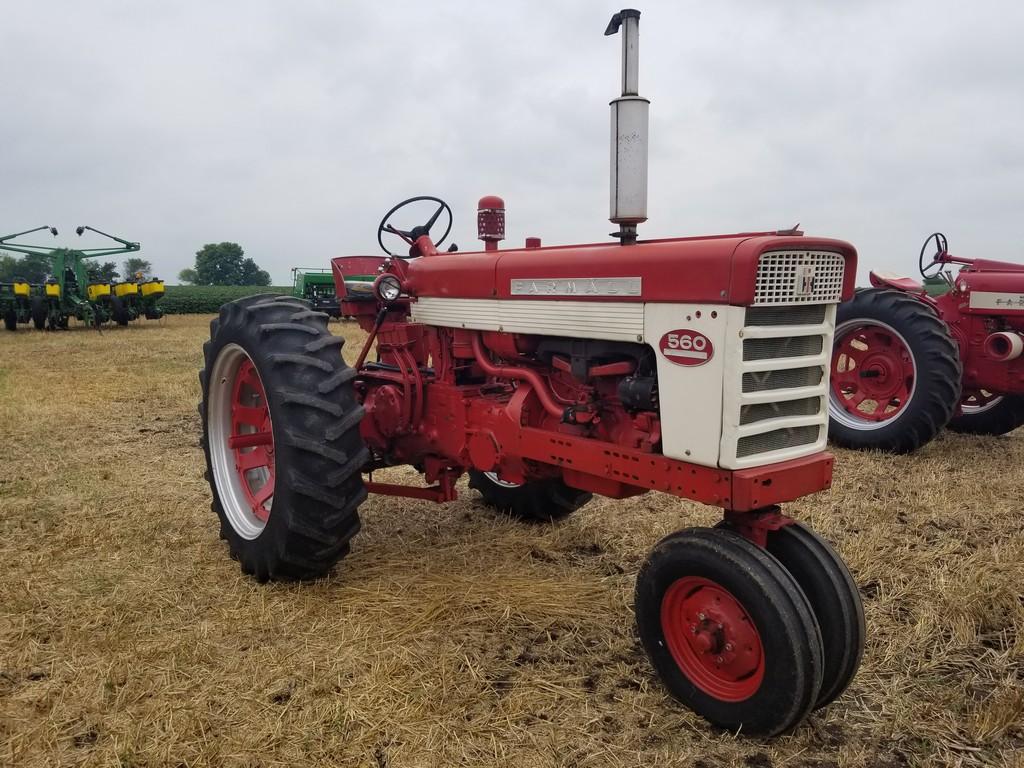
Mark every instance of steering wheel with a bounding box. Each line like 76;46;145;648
377;196;453;257
918;232;949;279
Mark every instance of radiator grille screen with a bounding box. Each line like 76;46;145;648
745;305;827;326
754;251;845;305
739;396;821;425
737;425;821;458
743;335;824;361
742;366;823;393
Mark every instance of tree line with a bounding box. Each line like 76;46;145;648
0;241;271;286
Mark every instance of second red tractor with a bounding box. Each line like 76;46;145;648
829;232;1024;453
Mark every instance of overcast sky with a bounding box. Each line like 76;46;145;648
2;0;1022;285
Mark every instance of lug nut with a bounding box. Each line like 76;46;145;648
698;613;706;621
724;643;733;652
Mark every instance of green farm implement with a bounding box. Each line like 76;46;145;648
0;225;164;330
291;267;345;317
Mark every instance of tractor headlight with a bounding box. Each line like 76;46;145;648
374;275;403;302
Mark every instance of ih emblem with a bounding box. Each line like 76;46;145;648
796;264;816;296
659;329;714;367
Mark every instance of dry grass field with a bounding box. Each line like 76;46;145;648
1;314;1022;767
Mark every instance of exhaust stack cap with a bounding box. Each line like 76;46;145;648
606;8;649;245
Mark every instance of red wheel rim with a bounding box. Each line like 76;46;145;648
960;389;1002;413
660;576;765;702
229;359;275;521
830;322;916;425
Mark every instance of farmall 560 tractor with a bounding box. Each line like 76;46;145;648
829;232;1024;452
200;11;864;735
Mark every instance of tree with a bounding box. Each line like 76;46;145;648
239;257;271;286
188;242;271;285
178;268;198;285
0;254;20;281
86;261;120;282
0;251;52;283
123;257;153;280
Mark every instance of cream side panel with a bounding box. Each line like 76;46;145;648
410;297;645;342
644;303;729;467
968;291;1024;311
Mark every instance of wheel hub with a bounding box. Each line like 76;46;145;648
661;576;764;702
831;321;916;426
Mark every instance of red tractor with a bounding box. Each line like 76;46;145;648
199;10;864;736
828;232;1024;453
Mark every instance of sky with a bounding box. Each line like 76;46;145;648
2;0;1022;285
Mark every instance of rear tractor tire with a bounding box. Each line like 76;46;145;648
199;294;369;581
948;391;1024;436
468;470;591;523
828;288;961;453
635;527;824;736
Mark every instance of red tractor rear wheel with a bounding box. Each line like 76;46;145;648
948;390;1024;436
200;295;368;581
635;527;823;736
468;470;591;523
828;289;961;453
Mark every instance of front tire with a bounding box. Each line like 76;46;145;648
758;523;864;709
3;310;16;331
635;527;824;736
828;289;961;453
468;470;591;522
948;391;1024;436
200;295;368;581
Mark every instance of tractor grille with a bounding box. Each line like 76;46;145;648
737;425;821;458
754;251;845;305
742;366;823;392
721;302;837;468
743;335;824;361
745;305;827;326
740;396;821;425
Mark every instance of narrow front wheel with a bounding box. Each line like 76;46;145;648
635;527;823;736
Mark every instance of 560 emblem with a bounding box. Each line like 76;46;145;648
659;329;714;366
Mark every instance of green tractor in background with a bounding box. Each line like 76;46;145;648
0;225;164;330
291;267;345;318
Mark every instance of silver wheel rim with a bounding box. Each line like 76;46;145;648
829;319;918;431
960;391;1004;415
484;471;522;489
208;343;272;540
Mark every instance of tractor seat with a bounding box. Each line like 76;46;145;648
343;280;377;300
868;270;922;293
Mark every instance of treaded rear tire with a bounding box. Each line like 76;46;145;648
199;294;368;581
468;470;591;523
828;288;961;453
948;394;1024;436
